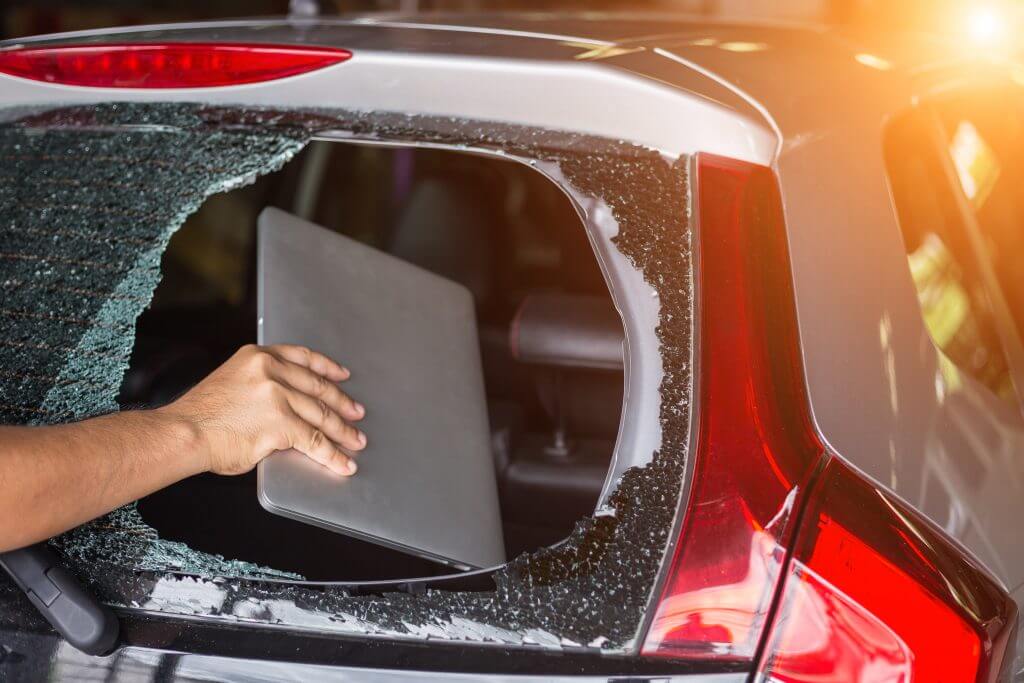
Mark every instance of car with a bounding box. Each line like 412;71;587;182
0;11;1021;682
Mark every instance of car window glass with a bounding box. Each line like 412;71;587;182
934;88;1024;352
885;112;1017;403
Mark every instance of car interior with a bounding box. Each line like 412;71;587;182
121;140;626;581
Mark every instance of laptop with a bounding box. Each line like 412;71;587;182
256;207;505;570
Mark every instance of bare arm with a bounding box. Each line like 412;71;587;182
0;344;366;553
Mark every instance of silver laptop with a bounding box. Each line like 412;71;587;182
256;207;505;570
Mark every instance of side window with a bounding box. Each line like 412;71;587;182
934;88;1024;345
885;111;1017;403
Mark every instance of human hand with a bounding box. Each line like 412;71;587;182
160;344;366;476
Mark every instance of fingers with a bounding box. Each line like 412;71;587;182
287;391;367;453
267;344;350;382
289;415;358;476
233;345;366;478
271;360;364;422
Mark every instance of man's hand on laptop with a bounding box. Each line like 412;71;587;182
162;344;367;477
0;344;365;552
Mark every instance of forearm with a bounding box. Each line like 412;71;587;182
0;343;364;553
0;408;208;552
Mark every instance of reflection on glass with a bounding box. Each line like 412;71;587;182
936;91;1024;352
948;120;1001;208
908;233;970;347
885;111;1016;404
906;232;1012;399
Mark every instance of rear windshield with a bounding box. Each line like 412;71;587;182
0;103;693;654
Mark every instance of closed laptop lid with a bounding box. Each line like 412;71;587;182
256;207;504;569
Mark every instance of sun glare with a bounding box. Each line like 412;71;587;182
966;5;1007;45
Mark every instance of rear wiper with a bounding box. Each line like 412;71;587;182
0;543;118;655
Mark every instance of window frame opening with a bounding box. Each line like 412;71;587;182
129;136;636;581
0;102;696;662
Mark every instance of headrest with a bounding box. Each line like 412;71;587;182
509;293;624;371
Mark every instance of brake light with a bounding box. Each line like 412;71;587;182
642;154;1017;680
642;155;826;660
0;43;351;88
758;458;1016;682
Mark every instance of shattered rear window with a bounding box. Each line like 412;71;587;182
0;103;693;653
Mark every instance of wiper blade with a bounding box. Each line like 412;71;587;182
0;543;118;655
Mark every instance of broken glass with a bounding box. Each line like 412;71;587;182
0;103;693;652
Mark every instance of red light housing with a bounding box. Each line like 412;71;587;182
642;154;826;660
758;458;1017;682
0;43;351;88
643;153;1016;680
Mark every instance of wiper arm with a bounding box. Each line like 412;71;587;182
0;543;118;655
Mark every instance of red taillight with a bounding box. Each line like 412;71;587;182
642;153;1016;679
758;458;1016;682
642;154;826;660
0;43;351;88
